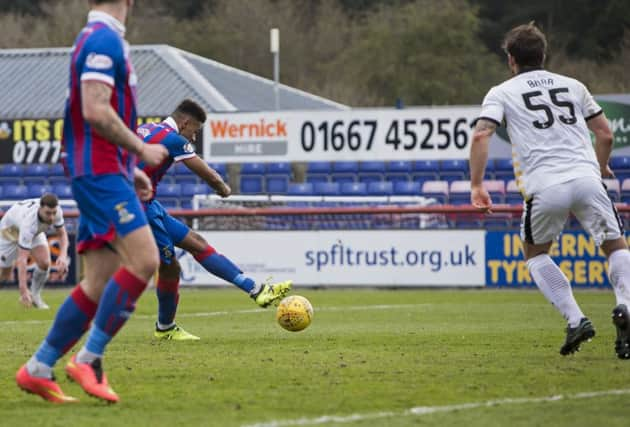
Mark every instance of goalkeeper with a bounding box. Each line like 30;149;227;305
137;99;292;340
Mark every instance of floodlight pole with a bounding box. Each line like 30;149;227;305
270;28;280;110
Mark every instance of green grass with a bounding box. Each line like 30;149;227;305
0;288;629;426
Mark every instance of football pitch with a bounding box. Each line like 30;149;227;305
0;288;628;427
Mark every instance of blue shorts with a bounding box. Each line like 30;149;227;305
72;174;148;253
144;199;189;264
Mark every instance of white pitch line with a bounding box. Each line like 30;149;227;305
243;388;630;427
0;303;429;326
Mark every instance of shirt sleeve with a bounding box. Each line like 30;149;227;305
164;133;197;162
79;29;123;87
577;82;603;121
474;86;504;127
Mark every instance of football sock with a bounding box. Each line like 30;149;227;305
31;285;98;372
30;265;49;296
194;245;256;293
607;249;630;307
157;276;180;328
82;268;147;359
527;254;585;327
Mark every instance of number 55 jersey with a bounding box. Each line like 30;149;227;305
477;69;603;198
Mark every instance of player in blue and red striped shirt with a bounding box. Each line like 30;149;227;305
137;100;292;340
16;0;168;404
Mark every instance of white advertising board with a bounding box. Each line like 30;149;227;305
177;230;485;287
203;107;479;162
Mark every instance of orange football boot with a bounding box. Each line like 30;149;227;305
16;365;78;403
65;355;119;403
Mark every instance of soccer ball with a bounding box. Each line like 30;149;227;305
276;295;313;332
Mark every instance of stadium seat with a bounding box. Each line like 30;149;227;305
156;183;182;198
0;177;23;186
306;174;329;184
305;161;331;184
412;160;439;181
340;182;367;196
386;160;412;183
159;199;179;209
241;162;265;175
180;200;193;210
25;164;50;177
393;181;420;195
52;183;73;199
484;180;506;203
173;162;192;175
603;178;621;202
4;185;27;199
240;175;263;194
0;164;23;177
314;181;340;196
287;182;314;196
50;163;65;176
27;184;52;198
367;181;393;196
439;159;469;183
182;183;210;197
331;161;358;183
358;161;385;183
610;156;630;172
266;176;289;194
421;181;449;203
493;158;514;180
177;176;198;187
448;181;471;205
266;162;292;176
207;162;227;179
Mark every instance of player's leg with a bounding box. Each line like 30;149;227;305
30;235;51;309
176;228;292;307
573;177;630;359
522;185;593;355
153;257;199;340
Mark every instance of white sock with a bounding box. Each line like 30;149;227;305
157;322;176;331
607;249;630;307
76;347;100;364
31;266;49;296
26;356;53;379
527;254;585;327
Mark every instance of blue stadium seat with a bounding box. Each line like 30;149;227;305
493;158;514;180
159;199;179;209
306;174;329;184
27;184;52;198
266;162;292;176
610;156;630;171
0;177;23;186
52;183;73;199
182;183;210;197
0;164;23;177
25;164;50;177
358;161;385;183
173;162;191;175
340;182;367;196
156;183;182;198
386;160;411;183
314;182;340;196
307;161;332;174
23;176;47;185
0;187;4;199
240;175;263;194
287;183;314;196
367;181;393;196
412;160;439;181
393;181;420;195
331;175;356;184
48;176;69;185
241;162;265;175
439;159;468;182
180;200;193;210
207;162;227;179
177;176;198;187
4;185;27;199
266;176;289;194
50;163;65;176
332;161;358;183
421;181;449;204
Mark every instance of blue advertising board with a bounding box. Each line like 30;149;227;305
485;231;618;288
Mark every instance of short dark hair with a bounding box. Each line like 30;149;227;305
502;23;547;68
173;99;207;124
40;193;59;208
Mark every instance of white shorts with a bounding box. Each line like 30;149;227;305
0;233;48;268
520;177;623;246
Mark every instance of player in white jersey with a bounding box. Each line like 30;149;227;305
0;193;70;309
470;23;630;359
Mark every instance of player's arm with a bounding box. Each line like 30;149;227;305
15;246;32;307
81;81;167;166
183;156;231;197
587;112;615;178
54;225;70;277
469;119;497;212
